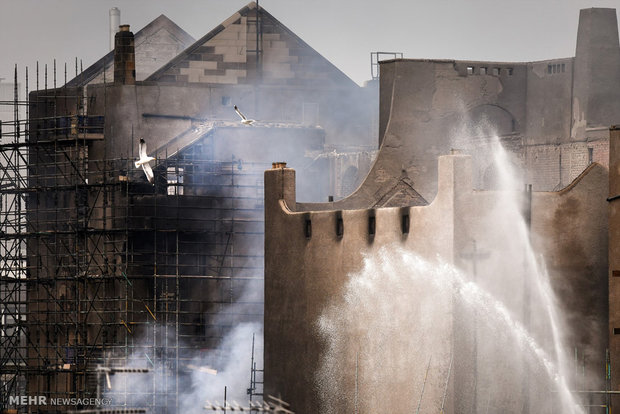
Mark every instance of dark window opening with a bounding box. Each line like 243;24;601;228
336;217;344;237
304;219;312;239
561;63;566;72
548;65;552;74
588;147;594;165
507;68;513;76
368;216;376;236
612;270;620;277
467;66;474;75
480;67;487;75
614;328;620;335
401;214;410;234
493;68;500;76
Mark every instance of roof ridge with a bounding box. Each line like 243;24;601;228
146;2;357;87
65;14;195;87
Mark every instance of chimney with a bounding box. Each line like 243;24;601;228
114;25;135;85
109;8;120;51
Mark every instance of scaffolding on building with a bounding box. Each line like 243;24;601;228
0;64;265;413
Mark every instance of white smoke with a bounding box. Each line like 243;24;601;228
104;294;263;413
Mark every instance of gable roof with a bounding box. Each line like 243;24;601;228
66;14;195;87
146;2;357;88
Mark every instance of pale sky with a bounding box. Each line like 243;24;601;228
2;0;620;87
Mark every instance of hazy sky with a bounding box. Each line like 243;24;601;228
2;0;620;86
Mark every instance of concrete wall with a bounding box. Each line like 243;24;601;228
264;157;461;413
609;126;620;406
573;8;620;134
533;163;609;388
353;58;531;207
264;153;608;413
525;58;573;144
367;8;620;204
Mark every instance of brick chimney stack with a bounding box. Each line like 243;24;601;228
114;25;135;85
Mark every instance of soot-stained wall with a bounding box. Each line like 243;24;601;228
264;154;608;413
372;8;620;202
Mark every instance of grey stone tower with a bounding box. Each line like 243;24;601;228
572;8;620;137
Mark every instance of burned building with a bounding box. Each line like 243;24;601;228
368;8;620;202
0;2;376;412
264;7;619;414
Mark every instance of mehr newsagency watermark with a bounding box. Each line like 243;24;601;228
8;395;112;406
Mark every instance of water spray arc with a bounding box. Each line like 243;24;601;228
315;139;586;414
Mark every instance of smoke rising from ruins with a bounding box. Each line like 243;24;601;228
105;288;263;411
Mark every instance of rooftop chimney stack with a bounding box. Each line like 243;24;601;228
109;8;120;51
114;25;135;85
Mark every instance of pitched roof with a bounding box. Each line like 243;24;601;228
146;2;357;88
66;14;195;87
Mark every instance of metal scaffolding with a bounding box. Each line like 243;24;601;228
0;65;265;413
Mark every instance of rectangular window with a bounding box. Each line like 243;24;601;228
368;216;376;236
561;63;566;72
467;66;474;75
548;65;552;74
614;328;620;335
613;270;620;277
304;219;312;239
480;67;487;75
167;166;184;195
401;214;410;234
588;147;594;165
336;217;344;237
493;68;500;76
507;68;513;76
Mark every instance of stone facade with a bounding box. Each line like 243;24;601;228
363;8;620;204
264;6;618;414
264;155;608;413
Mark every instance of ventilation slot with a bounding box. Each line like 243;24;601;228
368;216;376;236
336;217;344;237
401;214;410;234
